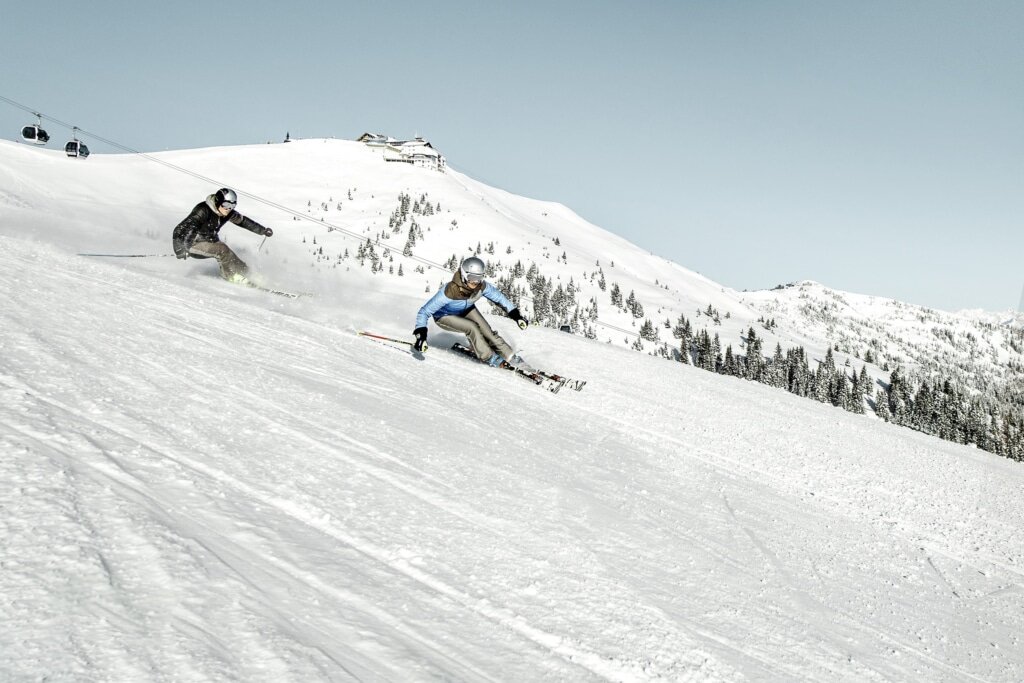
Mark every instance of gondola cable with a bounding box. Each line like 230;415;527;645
0;94;640;338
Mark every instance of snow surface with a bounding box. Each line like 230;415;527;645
1;139;1023;681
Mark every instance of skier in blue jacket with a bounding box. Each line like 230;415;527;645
414;256;529;366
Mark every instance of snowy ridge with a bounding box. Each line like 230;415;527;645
744;280;1023;375
1;140;1023;681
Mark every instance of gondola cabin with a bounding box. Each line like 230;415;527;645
22;124;49;145
65;139;90;158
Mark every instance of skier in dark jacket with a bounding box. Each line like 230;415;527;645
414;256;531;367
172;188;273;282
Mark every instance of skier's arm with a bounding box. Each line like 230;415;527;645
415;290;451;329
230;212;273;236
483;283;528;329
482;283;514;312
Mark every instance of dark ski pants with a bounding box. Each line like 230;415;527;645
189;240;248;281
436;308;514;361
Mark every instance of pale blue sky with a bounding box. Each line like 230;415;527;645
3;1;1021;311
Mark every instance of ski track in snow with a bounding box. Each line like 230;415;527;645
3;242;723;681
2;185;1023;681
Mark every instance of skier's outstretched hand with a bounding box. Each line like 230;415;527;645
413;327;428;352
263;228;274;237
508;308;529;330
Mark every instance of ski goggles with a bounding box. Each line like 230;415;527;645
464;271;485;284
220;201;236;210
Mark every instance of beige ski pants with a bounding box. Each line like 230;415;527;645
189;240;248;280
436;307;514;361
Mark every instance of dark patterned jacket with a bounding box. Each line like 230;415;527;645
172;195;270;257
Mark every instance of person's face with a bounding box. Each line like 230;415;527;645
466;278;482;289
218;201;235;216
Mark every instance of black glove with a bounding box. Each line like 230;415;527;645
262;227;274;237
413;327;428;352
173;240;188;259
508;308;529;330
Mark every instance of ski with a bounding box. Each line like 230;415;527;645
229;279;310;298
245;283;308;298
531;369;587;393
450;343;583;393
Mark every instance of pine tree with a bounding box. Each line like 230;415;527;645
610;283;623;308
875;388;891;422
887;367;912;426
850;368;865;414
813;366;830;403
833;372;850;410
823;347;836;373
696;330;708;369
724;345;738;376
639;318;659;342
626;291;644;318
911;382;935;433
678;334;691;364
744;327;763;381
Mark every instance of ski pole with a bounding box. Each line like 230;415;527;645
78;253;175;258
358;331;428;356
358;331;414;346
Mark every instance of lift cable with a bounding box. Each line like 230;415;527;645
0;94;642;339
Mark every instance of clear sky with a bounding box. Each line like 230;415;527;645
3;0;1021;312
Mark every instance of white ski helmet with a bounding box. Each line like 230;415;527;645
459;256;486;284
214;188;237;209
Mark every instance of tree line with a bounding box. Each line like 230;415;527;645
665;314;1023;462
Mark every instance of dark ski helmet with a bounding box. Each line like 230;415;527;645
460;256;486;284
214;188;237;209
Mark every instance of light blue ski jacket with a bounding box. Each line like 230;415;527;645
416;281;514;329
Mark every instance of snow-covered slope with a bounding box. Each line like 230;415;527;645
2;139;1023;681
5;137;1020;393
